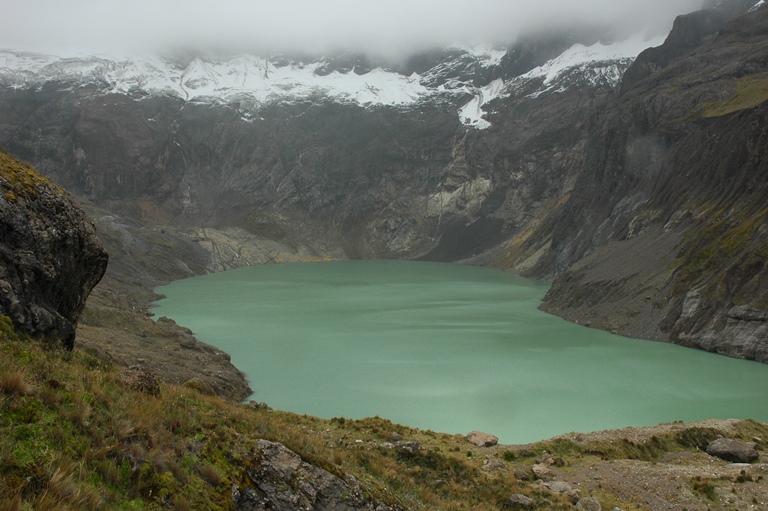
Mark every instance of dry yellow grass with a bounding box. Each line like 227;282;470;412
0;370;31;396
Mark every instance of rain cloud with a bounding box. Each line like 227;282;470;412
2;0;705;57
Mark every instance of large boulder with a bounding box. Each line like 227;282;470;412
233;440;399;511
0;148;107;348
706;437;759;463
466;430;499;447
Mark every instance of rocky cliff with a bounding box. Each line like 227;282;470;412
540;5;768;361
0;24;648;267
0;148;107;347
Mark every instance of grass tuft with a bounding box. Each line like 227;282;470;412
0;370;32;396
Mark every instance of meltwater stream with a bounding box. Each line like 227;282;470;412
153;260;768;444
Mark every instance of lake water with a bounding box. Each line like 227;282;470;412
153;260;768;444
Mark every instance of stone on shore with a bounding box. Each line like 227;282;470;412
466;430;498;447
706;437;759;463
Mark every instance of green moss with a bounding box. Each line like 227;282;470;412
675;427;722;450
672;207;768;294
535;438;583;458
0;315;27;343
0;147;65;203
583;435;674;461
702;73;768;118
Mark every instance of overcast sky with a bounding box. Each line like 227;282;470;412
2;0;704;58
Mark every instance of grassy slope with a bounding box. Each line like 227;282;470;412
3;315;768;511
0;315;573;511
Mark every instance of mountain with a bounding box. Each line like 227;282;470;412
539;3;768;361
0;0;765;364
0;27;651;260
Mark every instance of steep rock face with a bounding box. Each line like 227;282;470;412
0;148;108;347
0;47;617;265
541;6;768;360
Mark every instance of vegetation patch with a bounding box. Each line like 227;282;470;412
691;476;718;501
2;312;766;510
675;427;722;450
671;205;768;295
0;148;65;203
702;73;768;118
0;316;572;511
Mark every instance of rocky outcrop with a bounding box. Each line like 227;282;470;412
0;148;107;348
706;437;760;463
233;439;400;511
620;9;730;92
540;6;768;360
505;494;535;509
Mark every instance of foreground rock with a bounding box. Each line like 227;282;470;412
234;440;400;511
576;496;602;511
706;437;759;463
505;494;534;509
0;148;107;347
466;430;499;447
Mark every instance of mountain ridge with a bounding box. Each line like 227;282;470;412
0;0;765;365
0;29;659;131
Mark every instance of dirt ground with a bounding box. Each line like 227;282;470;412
496;419;768;510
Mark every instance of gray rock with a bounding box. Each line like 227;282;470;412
576;496;602;511
394;440;420;453
0;149;108;348
505;494;534;508
234;440;399;511
706;437;759;463
531;463;555;481
727;305;768;322
466;430;499;447
514;467;531;481
564;490;581;504
544;480;573;493
481;458;504;472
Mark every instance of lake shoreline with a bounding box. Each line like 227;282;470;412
147;261;761;443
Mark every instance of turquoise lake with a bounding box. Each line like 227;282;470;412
153;260;768;444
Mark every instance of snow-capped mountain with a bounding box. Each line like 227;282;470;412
0;32;664;130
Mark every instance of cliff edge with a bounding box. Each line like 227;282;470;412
0;148;108;348
541;6;768;361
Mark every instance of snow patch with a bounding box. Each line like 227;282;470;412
0;51;432;108
750;0;765;11
521;32;667;88
456;32;666;128
458;78;505;130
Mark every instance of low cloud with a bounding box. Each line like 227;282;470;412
3;0;704;57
